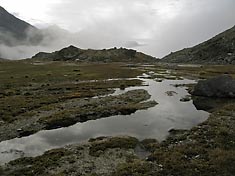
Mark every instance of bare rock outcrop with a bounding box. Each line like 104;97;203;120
192;75;235;98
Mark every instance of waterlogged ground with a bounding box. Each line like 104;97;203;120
1;61;234;176
0;76;208;164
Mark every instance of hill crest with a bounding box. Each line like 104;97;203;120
32;45;158;63
162;26;235;65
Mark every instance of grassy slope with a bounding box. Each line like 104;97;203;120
162;26;235;64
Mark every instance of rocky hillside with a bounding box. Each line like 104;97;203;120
162;26;235;64
0;58;7;61
0;6;42;45
32;45;158;63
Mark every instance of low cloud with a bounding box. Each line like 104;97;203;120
124;41;146;48
47;0;235;58
0;0;235;59
0;25;148;60
0;26;78;59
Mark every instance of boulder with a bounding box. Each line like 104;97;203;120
192;75;235;98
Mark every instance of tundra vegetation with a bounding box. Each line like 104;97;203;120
0;60;235;175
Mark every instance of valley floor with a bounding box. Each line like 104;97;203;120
0;61;235;175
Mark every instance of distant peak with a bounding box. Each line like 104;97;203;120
0;5;42;46
67;45;78;49
61;45;80;51
31;45;157;62
0;6;7;12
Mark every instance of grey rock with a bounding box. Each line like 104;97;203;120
180;95;191;102
165;91;177;96
192;75;235;98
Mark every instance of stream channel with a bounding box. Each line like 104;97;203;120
0;74;209;164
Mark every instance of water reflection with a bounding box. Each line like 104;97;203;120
0;78;209;164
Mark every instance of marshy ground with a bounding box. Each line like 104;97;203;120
0;61;152;141
0;60;235;175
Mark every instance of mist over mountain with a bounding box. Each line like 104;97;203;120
0;6;43;46
0;6;145;60
162;25;235;64
0;6;45;59
1;4;234;64
0;6;78;59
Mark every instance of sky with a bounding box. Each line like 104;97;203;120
0;0;235;58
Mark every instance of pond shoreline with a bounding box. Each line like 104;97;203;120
0;87;155;142
0;76;209;165
1;103;234;175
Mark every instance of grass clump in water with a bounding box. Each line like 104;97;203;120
89;137;139;157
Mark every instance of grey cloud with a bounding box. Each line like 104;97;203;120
124;41;146;48
47;0;235;58
0;26;79;59
0;0;235;59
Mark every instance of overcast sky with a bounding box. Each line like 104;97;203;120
0;0;235;58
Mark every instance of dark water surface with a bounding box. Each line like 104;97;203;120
0;77;209;164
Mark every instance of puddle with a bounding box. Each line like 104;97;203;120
0;77;209;164
177;64;202;68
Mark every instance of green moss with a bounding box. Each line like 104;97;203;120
40;110;75;129
143;102;235;176
88;136;107;142
120;84;126;90
112;160;158;176
148;145;235;176
0;61;143;124
89;137;139;157
140;139;159;152
85;173;100;176
39;90;156;130
7;148;73;176
0;166;3;175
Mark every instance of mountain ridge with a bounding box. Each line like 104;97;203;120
31;45;158;63
0;6;42;46
162;25;235;64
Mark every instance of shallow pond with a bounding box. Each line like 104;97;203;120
0;77;209;164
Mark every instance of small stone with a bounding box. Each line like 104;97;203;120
180;95;191;102
165;91;177;96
